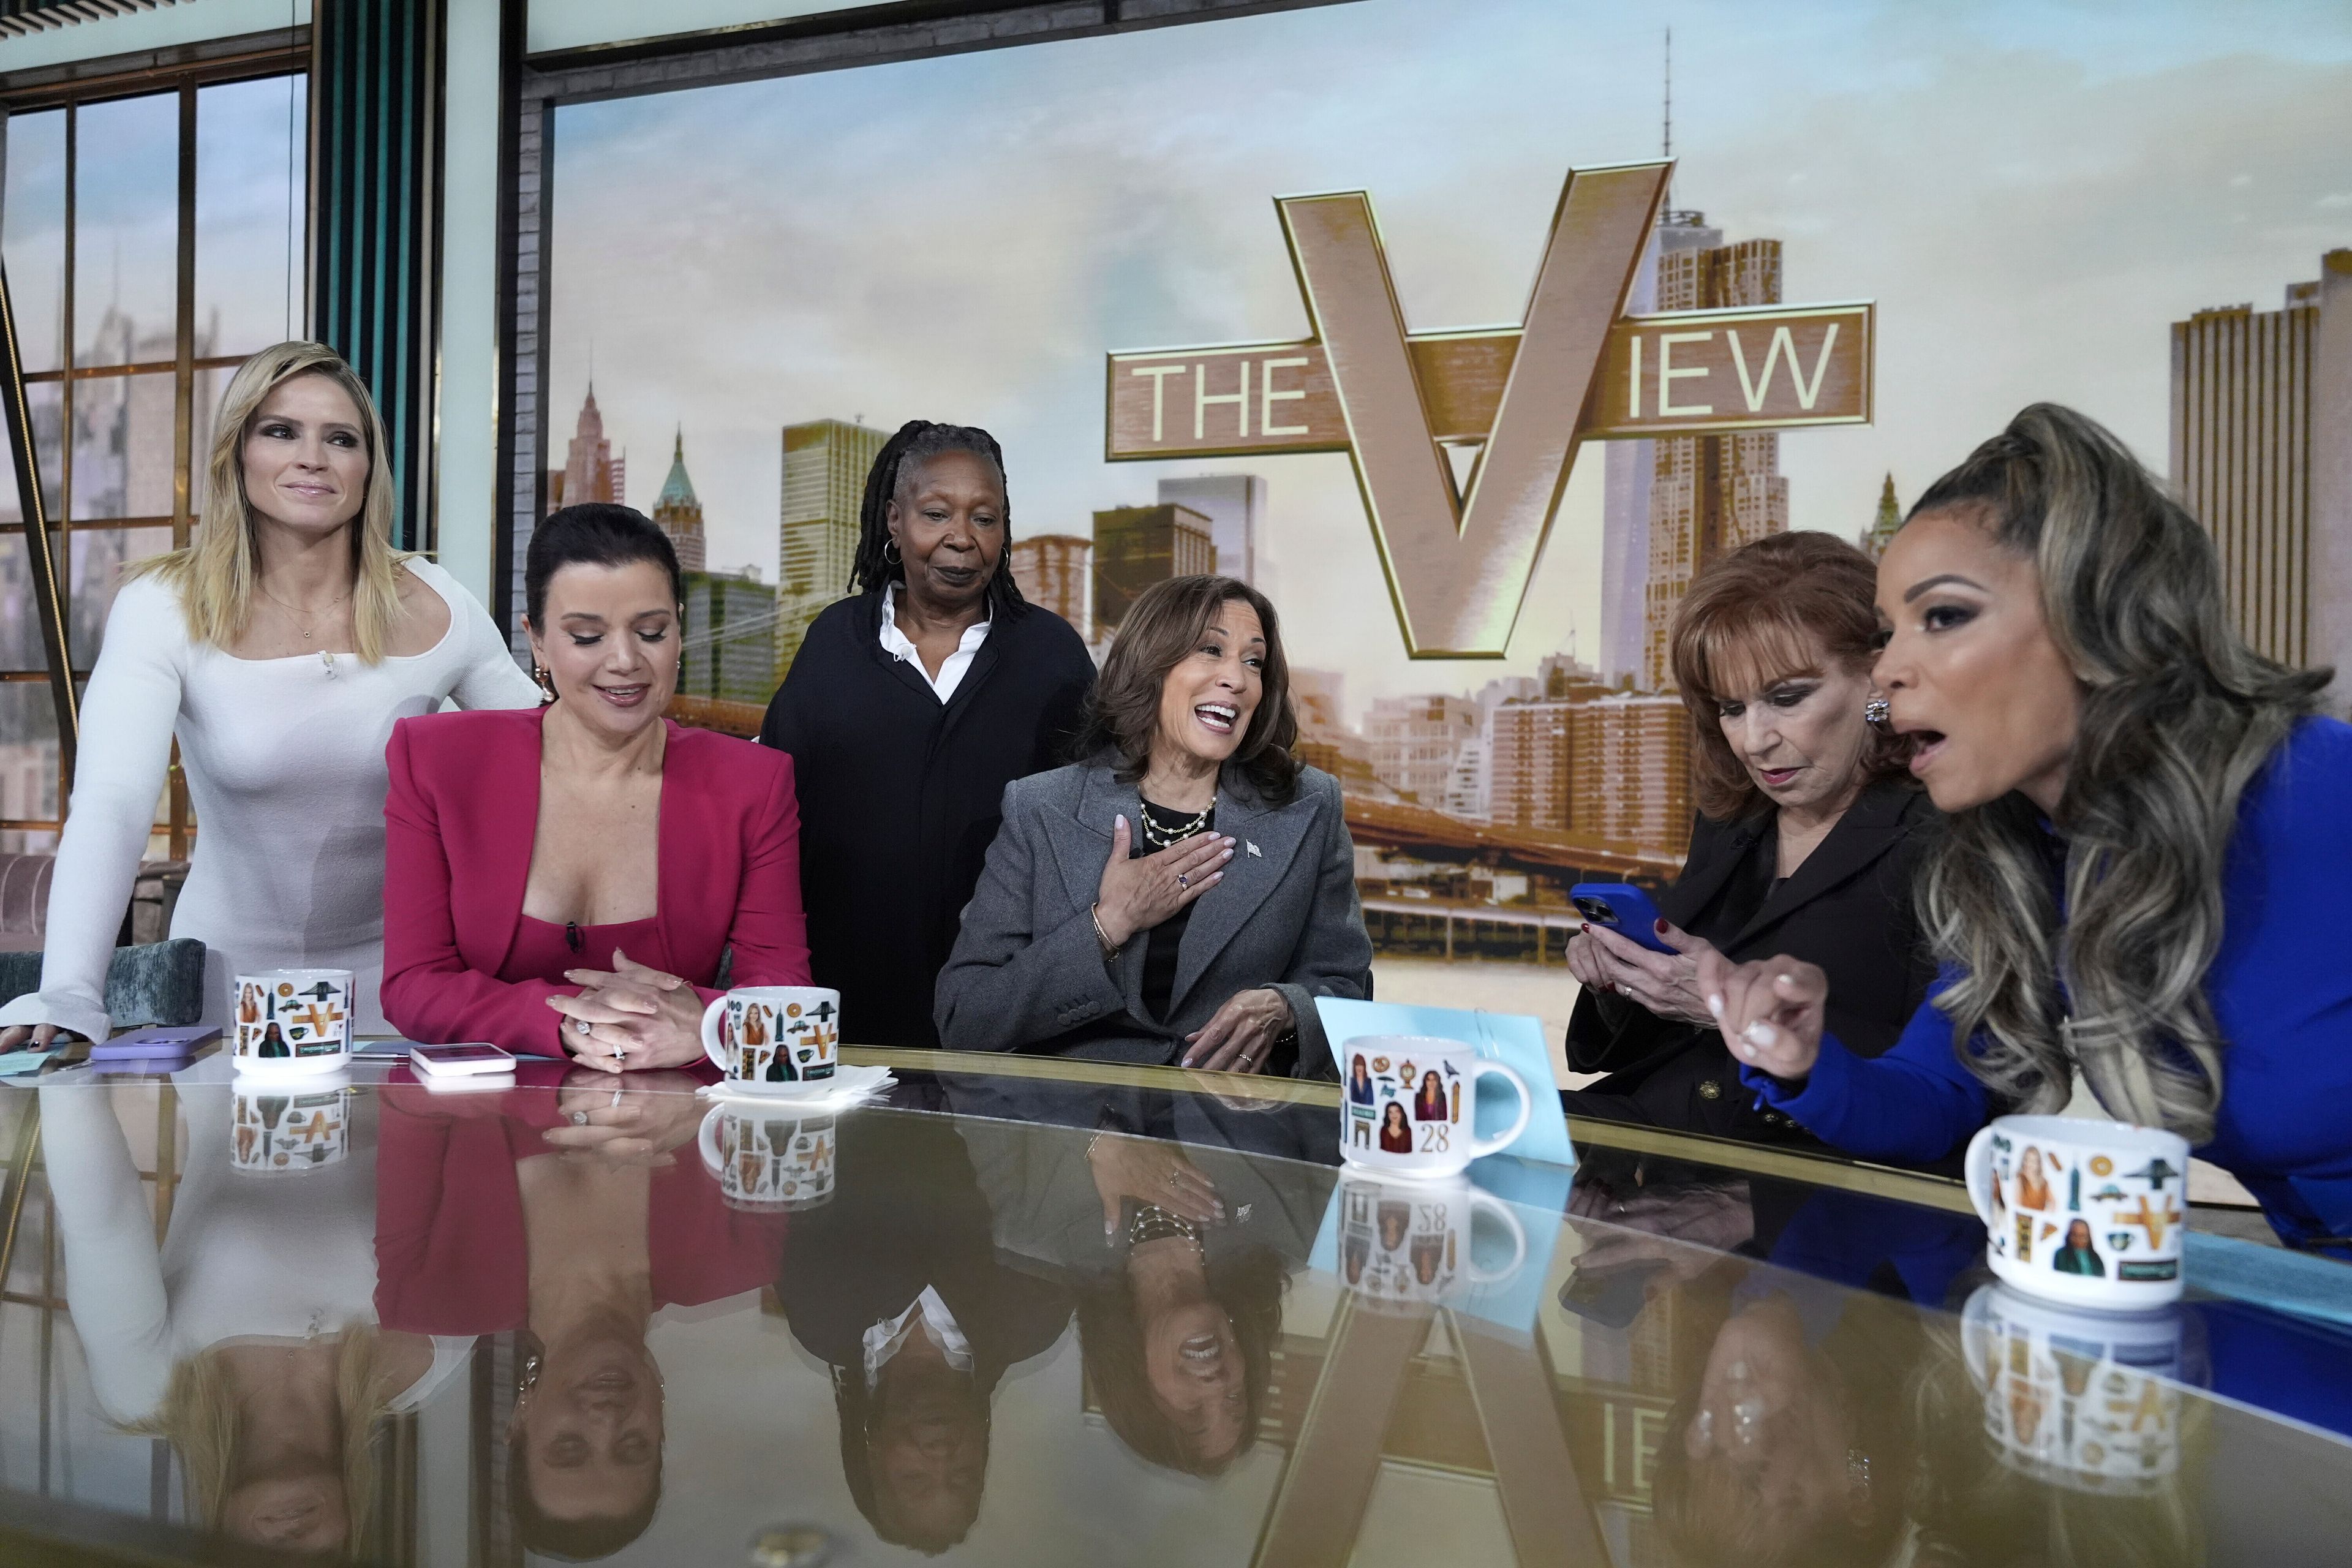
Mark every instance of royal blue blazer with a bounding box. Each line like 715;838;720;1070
1741;716;2352;1250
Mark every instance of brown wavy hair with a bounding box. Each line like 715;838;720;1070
1904;404;2329;1140
1670;530;1912;820
1072;575;1300;804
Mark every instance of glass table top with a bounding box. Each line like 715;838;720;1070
1;1045;2347;1567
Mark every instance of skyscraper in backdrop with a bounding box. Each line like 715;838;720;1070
550;384;625;514
1091;503;1213;633
1154;475;1267;586
776;418;888;678
1640;222;1790;690
1598;213;1698;686
650;428;706;573
1009;534;1092;635
2169;253;2352;673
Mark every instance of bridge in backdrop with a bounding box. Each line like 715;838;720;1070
1342;797;1679;885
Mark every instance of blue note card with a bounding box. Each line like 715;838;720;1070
1316;997;1572;1167
0;1049;58;1077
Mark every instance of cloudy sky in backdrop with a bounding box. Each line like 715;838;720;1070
547;0;2352;713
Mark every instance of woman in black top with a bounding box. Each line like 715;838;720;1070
760;422;1095;1049
1561;532;1937;1145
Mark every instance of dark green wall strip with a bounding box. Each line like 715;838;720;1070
310;0;445;554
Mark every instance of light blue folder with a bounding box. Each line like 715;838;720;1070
1310;998;1575;1338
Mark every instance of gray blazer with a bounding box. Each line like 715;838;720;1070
933;760;1372;1077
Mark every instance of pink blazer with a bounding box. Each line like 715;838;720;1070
382;707;811;1052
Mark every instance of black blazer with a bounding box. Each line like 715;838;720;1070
1564;777;1939;1142
761;591;1096;1050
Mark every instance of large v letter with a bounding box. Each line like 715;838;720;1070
1280;163;1669;655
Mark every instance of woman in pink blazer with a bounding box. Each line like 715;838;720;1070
383;504;810;1065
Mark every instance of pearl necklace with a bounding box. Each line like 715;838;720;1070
1138;798;1212;848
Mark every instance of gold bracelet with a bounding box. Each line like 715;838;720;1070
1090;902;1122;962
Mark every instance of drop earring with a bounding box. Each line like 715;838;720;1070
532;663;556;703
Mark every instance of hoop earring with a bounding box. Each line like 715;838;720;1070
882;538;903;568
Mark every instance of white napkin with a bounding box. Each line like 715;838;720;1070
698;1061;895;1109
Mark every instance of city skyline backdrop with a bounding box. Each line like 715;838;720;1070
545;0;2351;710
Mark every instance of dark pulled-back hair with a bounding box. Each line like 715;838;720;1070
848;420;1027;621
1671;530;1912;820
525;502;683;627
1074;575;1300;805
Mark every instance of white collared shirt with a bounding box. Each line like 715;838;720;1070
880;583;990;703
860;1285;976;1392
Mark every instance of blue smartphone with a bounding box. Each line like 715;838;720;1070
1569;883;1676;954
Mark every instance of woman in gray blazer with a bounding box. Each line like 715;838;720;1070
935;575;1371;1078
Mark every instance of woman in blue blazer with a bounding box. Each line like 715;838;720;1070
1702;404;2352;1251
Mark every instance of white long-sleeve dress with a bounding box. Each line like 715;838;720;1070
0;558;539;1043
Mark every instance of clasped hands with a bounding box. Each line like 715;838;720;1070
546;948;704;1072
1091;816;1289;1076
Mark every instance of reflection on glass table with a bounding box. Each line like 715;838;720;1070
1;1046;2348;1567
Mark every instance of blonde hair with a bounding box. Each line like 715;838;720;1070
1905;404;2329;1140
127;341;412;662
127;1325;401;1559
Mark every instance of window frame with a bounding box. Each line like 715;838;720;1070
0;40;307;855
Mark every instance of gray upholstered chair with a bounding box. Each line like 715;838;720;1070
0;939;208;1030
0;853;206;1030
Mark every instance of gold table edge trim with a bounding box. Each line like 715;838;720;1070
840;1044;1974;1214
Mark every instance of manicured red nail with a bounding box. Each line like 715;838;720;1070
1654;919;1668;934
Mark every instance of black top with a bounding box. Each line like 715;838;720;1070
760;590;1096;1049
1561;777;1941;1149
1705;826;1780;940
1134;800;1215;1021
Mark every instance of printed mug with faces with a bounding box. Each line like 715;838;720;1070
1964;1114;2190;1308
1337;1034;1531;1180
697;1104;837;1212
1336;1170;1526;1312
698;986;841;1091
232;970;354;1076
1962;1283;2201;1494
230;1079;351;1175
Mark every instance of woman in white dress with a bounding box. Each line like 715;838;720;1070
0;341;538;1048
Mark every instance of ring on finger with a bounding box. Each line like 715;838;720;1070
1177;872;1189;889
573;1017;594;1037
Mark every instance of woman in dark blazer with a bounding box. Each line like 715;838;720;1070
935;575;1371;1077
760;422;1096;1052
1562;532;1936;1144
383;505;811;1062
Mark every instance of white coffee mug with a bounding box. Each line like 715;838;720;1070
1336;1170;1526;1311
230;1077;351;1175
698;1105;836;1212
1964;1114;2190;1308
699;986;840;1090
1337;1035;1532;1180
232;970;353;1076
1962;1283;2197;1494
